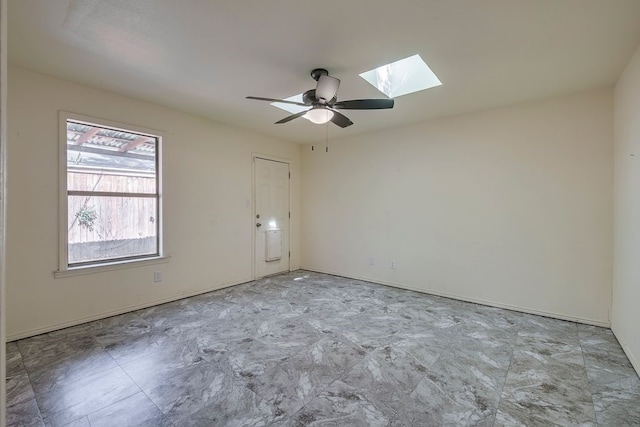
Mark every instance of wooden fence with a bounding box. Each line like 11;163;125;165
68;171;157;244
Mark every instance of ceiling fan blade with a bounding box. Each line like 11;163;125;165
328;109;354;128
333;99;395;110
246;96;307;106
316;75;341;103
275;109;309;124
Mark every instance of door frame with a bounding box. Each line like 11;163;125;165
251;153;291;280
1;0;7;423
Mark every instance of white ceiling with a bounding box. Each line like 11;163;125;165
9;0;640;144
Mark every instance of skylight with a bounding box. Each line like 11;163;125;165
271;94;308;115
359;54;441;98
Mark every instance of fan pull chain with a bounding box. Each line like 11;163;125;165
325;123;329;152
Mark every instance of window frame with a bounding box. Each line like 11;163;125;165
57;111;166;276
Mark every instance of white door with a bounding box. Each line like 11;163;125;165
254;157;290;278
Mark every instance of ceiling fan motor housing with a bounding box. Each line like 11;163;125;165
310;68;329;81
303;89;337;106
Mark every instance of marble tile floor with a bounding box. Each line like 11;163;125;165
6;270;640;426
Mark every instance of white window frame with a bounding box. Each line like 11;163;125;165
55;111;167;277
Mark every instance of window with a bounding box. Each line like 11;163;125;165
60;114;162;270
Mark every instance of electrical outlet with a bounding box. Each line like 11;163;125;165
154;271;162;282
369;256;375;265
390;260;397;269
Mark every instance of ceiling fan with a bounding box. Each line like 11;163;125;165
246;68;394;128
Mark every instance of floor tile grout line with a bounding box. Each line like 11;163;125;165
107;315;288;425
58;331;145;426
288;304;450;424
109;352;170;423
271;298;394;422
60;379;140;426
47;320;177;425
386;320;468;422
490;312;525;427
577;325;602;426
12;341;46;426
246;316;369;421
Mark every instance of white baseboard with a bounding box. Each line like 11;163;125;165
301;267;611;328
8;267;611;341
611;325;640;377
7;277;255;342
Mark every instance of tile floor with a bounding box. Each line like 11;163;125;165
6;270;640;426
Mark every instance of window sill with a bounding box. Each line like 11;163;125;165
54;256;171;278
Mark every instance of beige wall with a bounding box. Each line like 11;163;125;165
6;67;301;339
612;43;640;373
302;89;613;326
5;65;619;345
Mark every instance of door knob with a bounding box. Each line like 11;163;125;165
256;222;262;227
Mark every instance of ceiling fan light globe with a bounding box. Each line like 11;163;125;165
305;108;334;124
